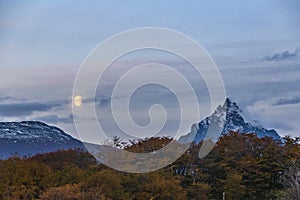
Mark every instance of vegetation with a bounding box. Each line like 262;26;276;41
0;132;299;200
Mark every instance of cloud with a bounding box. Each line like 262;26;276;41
273;97;300;106
71;96;111;107
34;114;74;124
0;96;26;103
262;48;300;62
98;97;111;107
0;96;14;102
247;98;300;136
0;99;69;117
0;102;56;117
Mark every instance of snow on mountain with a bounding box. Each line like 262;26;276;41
0;121;73;142
0;121;85;159
179;98;281;144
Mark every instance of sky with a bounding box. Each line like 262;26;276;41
0;0;300;142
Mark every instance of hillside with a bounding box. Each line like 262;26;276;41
0;121;85;159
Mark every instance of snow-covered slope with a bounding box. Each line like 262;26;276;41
179;98;281;144
0;121;85;159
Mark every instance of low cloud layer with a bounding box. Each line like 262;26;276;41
34;114;74;124
0;97;71;118
247;97;300;136
0;102;57;117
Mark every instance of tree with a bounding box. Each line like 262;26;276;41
281;136;300;199
39;184;81;200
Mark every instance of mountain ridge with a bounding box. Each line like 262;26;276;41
179;98;281;144
0;121;85;159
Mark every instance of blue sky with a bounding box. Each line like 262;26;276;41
0;0;300;141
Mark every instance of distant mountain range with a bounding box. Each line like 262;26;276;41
0;121;85;159
179;98;281;144
0;98;282;159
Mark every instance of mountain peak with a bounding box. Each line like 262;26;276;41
179;98;281;144
225;98;241;111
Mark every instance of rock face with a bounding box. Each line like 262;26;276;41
179;98;281;144
0;121;85;159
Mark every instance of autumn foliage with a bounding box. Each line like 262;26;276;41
0;132;299;200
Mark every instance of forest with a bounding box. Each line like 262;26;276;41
0;132;299;200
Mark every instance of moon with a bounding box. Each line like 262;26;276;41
73;95;82;107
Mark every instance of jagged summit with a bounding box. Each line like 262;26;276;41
179;98;281;144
